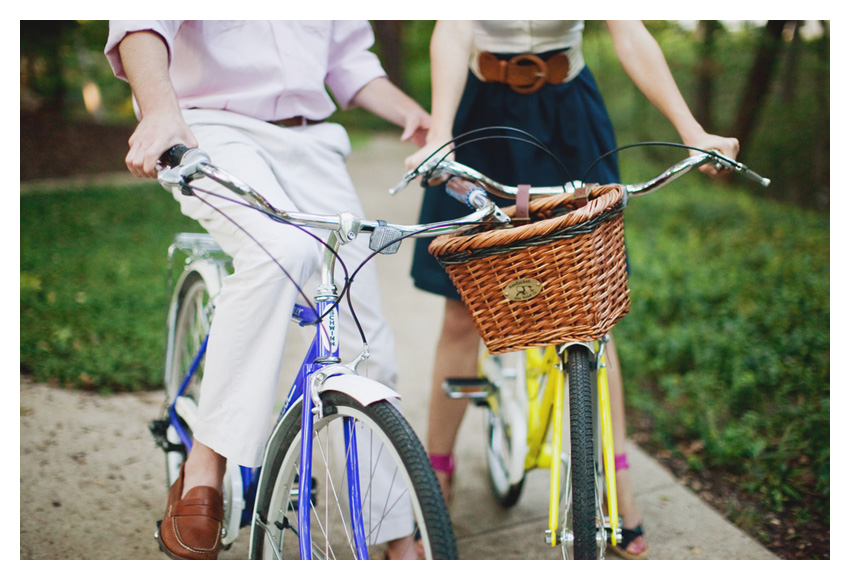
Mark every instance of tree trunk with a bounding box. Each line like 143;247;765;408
812;21;830;210
694;20;720;131
781;21;801;105
729;20;786;147
371;21;405;90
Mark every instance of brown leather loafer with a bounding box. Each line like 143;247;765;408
156;466;223;560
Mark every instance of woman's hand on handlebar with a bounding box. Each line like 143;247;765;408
125;109;198;179
684;131;740;178
404;129;455;172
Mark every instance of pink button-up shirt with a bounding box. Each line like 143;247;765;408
105;20;386;122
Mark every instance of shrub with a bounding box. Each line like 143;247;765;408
615;154;829;519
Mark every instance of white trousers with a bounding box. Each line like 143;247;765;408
172;110;411;543
172;109;399;467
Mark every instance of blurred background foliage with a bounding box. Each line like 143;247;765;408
21;20;830;208
20;20;829;557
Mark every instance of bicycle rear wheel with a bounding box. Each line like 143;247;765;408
250;391;457;560
164;272;210;484
565;345;599;560
160;270;244;546
480;350;527;507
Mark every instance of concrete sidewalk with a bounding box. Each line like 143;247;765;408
347;135;778;560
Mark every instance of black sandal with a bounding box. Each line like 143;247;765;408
610;523;649;560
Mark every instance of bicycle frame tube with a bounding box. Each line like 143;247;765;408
596;341;619;547
296;294;339;559
525;347;561;470
548;351;565;546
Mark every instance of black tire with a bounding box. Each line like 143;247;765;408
251;391;457;560
567;345;597;560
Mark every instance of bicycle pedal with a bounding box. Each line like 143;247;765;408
443;377;495;402
149;419;186;454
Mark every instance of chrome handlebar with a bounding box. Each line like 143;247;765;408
157;145;769;255
390;150;770;202
157;147;509;256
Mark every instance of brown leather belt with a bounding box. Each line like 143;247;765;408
273;116;323;127
477;51;570;94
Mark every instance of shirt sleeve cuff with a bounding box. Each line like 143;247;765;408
326;57;386;109
324;22;387;109
104;20;181;81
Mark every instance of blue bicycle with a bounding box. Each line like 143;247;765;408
148;146;497;559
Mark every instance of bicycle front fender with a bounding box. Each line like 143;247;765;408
318;374;401;407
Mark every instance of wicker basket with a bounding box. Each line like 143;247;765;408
428;184;630;353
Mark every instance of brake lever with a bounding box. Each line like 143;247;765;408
388;170;417;195
707;150;771;187
389;157;444;195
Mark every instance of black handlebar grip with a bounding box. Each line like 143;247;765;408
159;144;190;168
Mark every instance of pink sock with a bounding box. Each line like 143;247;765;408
615;453;629;472
429;453;455;475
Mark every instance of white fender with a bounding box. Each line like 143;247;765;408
319;373;400;407
248;372;400;555
173;258;227;303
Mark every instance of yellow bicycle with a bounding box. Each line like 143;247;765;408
444;338;617;559
405;145;769;560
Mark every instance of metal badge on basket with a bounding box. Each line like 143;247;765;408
503;278;542;301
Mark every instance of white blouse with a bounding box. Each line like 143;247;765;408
469;21;586;83
472;20;584;54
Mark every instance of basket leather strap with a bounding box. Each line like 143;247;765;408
573;185;592;208
515;184;531;222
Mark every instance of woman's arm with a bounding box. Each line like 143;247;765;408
118;30;197;178
405;20;475;169
607;20;739;174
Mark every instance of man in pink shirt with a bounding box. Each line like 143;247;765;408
105;20;430;560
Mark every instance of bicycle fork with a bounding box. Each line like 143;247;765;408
547;341;621;557
596;339;620;550
295;235;370;560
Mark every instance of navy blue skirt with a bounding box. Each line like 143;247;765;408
411;62;620;300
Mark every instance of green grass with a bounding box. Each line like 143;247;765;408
20;182;202;392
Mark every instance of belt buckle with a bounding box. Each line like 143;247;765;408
508;53;548;94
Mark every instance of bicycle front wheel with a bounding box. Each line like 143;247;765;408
250;391;457;560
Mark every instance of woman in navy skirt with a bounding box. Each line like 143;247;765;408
407;21;740;559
